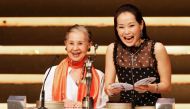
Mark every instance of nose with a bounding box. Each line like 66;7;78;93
73;44;79;50
124;28;130;35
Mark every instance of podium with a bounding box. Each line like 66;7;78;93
156;98;175;109
106;103;132;109
106;103;156;109
36;101;64;109
7;96;27;109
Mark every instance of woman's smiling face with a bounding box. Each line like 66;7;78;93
116;11;143;47
65;30;90;62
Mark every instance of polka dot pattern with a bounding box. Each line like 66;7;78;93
113;40;161;106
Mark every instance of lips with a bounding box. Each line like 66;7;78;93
72;52;81;57
123;36;134;42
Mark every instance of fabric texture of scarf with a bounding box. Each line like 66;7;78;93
52;57;100;107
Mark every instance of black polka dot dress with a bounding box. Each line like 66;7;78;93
113;40;161;106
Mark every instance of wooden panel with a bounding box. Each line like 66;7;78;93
0;74;189;84
0;46;189;55
0;0;190;16
1;17;190;27
1;26;190;45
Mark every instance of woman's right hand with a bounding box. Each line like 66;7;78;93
105;84;124;96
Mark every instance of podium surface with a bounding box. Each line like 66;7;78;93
1;103;190;109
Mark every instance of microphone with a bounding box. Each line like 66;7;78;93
93;44;98;58
39;55;60;109
94;44;98;55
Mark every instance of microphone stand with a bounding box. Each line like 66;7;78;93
39;90;47;109
39;56;59;109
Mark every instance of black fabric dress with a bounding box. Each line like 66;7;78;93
113;39;161;106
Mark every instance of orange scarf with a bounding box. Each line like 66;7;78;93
52;57;100;107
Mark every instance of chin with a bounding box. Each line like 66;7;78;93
126;44;133;47
71;58;81;62
71;56;84;62
124;43;134;47
122;40;134;47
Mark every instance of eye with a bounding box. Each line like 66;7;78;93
79;42;83;45
129;24;135;27
118;26;124;29
77;42;85;46
68;42;74;45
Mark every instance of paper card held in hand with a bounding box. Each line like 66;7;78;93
110;77;156;91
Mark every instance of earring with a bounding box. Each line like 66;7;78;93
88;48;91;52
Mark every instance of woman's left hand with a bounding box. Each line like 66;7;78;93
135;84;159;93
134;85;149;93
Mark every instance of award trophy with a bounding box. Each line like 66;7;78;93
82;44;98;109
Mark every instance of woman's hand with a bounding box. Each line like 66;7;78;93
63;99;82;108
135;85;149;93
135;84;159;93
105;83;125;96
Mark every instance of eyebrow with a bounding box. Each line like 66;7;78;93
117;22;136;26
67;40;87;43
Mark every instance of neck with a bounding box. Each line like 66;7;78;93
134;39;144;47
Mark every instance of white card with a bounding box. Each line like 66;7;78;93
134;77;156;86
110;83;133;91
110;77;156;92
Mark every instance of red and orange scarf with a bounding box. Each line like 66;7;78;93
52;57;100;107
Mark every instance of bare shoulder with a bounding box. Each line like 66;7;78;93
154;42;167;54
106;43;115;52
154;42;169;61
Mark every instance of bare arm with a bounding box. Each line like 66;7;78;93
135;42;171;93
154;42;172;93
105;43;116;86
104;43;123;96
144;42;172;93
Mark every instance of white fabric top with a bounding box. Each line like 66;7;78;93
41;66;108;108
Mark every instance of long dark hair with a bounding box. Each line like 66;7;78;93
114;4;149;43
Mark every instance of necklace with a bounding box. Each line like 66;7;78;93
130;44;143;109
131;48;141;67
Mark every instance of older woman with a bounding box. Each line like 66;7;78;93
42;24;108;108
